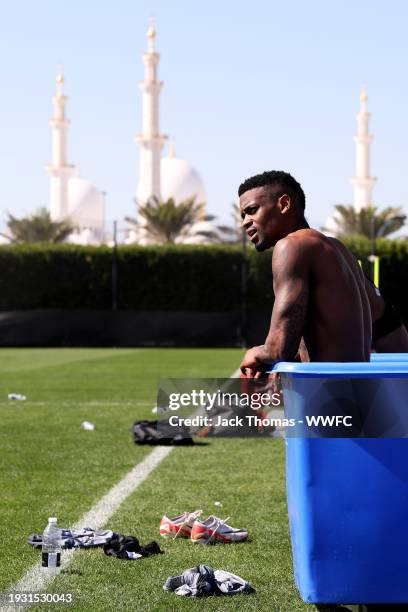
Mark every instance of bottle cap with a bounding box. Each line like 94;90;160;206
48;517;57;523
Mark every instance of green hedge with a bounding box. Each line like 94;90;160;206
0;244;112;309
0;239;406;318
0;244;244;311
342;236;408;318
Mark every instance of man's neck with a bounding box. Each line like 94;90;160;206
291;217;310;232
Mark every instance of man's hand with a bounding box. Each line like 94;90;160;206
240;345;269;378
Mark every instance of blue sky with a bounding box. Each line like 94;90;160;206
1;0;408;234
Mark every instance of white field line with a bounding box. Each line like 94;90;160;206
1;401;156;407
2;446;173;609
1;367;241;609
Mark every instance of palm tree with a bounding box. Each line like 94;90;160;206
126;196;219;244
6;207;74;243
325;205;406;239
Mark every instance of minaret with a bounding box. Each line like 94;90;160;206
46;70;74;220
135;21;167;204
350;85;376;210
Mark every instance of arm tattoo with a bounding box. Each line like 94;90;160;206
271;287;308;359
262;238;310;362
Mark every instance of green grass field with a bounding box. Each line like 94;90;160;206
0;348;319;611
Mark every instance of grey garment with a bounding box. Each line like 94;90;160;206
213;569;254;595
28;528;114;550
163;565;255;597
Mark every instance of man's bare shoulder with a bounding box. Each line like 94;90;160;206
272;230;319;278
273;229;323;262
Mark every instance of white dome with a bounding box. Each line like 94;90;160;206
323;211;343;237
160;156;206;205
124;228;138;245
67;175;104;233
176;219;217;245
0;231;12;245
66;227;99;246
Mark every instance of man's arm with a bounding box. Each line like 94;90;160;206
240;237;310;376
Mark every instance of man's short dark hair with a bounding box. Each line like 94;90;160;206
238;170;306;211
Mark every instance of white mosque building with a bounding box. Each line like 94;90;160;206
47;22;207;246
47;72;105;245
324;85;376;234
131;23;209;244
350;86;377;210
0;22;376;246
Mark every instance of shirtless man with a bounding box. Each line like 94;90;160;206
239;170;372;377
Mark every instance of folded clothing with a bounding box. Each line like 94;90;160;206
163;564;255;597
28;528;163;561
28;528;114;550
103;534;163;560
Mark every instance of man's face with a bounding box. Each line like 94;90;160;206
240;186;286;251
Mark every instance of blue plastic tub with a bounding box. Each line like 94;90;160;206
371;352;408;361
274;361;408;604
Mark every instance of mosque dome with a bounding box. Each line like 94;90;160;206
0;232;12;245
177;219;216;245
66;227;97;245
67;173;104;232
160;151;206;206
322;211;343;237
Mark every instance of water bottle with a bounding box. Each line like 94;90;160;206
42;517;61;568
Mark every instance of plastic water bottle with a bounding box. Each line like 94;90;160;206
42;517;61;568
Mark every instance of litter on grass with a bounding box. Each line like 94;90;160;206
214;501;222;507
8;393;27;401
81;421;95;431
